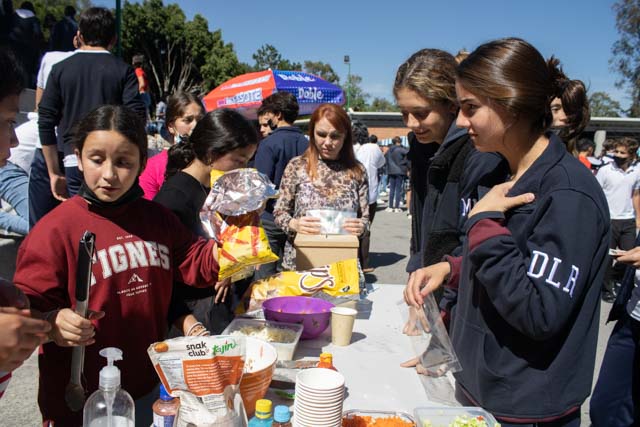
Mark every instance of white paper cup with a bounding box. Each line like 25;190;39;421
330;306;357;346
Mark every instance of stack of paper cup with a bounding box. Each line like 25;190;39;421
293;368;345;427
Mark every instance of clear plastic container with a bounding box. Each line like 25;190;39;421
342;409;416;425
413;406;498;427
222;318;303;361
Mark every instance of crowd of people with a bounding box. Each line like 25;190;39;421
0;4;639;427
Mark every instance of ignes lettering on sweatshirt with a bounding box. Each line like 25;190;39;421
95;241;170;279
527;250;579;297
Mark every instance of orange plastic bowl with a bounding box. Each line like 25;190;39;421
239;337;277;416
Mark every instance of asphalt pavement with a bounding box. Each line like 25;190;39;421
0;200;614;425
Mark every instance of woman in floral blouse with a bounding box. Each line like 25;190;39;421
274;103;369;270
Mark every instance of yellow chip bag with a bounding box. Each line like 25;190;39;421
237;258;361;313
216;211;278;281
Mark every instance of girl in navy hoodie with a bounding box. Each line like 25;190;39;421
405;38;610;426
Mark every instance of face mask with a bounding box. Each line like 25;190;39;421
613;155;629;167
174;133;188;145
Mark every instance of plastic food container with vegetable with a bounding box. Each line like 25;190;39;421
414;407;498;427
342;409;416;426
221;317;303;361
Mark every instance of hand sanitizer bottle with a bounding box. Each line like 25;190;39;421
83;347;135;427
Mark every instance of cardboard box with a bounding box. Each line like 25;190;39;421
294;234;359;271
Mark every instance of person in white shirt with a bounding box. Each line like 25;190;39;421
11;111;37;174
352;121;385;272
596;137;640;301
27;48;77;228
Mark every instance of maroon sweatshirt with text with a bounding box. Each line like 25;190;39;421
14;196;218;425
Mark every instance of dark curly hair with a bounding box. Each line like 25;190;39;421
257;91;299;124
351;119;369;146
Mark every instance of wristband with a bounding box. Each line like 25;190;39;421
186;321;208;337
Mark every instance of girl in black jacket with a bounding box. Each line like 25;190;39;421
395;49;505;304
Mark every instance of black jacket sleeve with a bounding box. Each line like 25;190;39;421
38;66;63;147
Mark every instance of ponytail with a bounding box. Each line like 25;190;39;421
165;137;196;179
546;56;590;149
544;56;569;131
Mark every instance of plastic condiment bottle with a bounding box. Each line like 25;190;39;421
316;352;338;371
272;405;292;427
83;347;135;427
152;384;179;427
248;399;273;426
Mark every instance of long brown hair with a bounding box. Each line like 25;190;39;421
304;104;363;181
456;38;565;136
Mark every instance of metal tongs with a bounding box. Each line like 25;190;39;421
65;231;96;412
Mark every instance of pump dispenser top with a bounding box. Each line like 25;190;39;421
83;347;135;427
99;347;122;389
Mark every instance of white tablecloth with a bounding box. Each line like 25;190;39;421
289;284;456;414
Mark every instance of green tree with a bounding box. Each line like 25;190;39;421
303;60;340;84
121;0;244;99
610;0;640;116
184;14;245;90
252;44;301;71
368;97;398;112
343;74;369;111
589;91;624;117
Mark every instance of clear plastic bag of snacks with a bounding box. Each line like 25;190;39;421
306;209;357;234
398;293;462;377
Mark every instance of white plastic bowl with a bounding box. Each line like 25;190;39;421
295;368;345;391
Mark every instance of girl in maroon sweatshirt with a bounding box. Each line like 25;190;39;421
14;105;220;426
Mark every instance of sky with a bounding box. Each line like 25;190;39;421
96;0;627;108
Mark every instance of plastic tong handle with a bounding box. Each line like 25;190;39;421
66;231;96;411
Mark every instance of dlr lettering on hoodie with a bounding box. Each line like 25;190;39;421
526;250;579;297
95;241;171;279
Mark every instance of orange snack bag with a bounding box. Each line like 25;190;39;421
215;211;278;281
200;168;279;281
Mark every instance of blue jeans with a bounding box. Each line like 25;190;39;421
378;173;388;195
254;217;286;280
590;312;640;426
64;166;83;197
0;162;29;235
388;174;404;209
28;149;60;227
